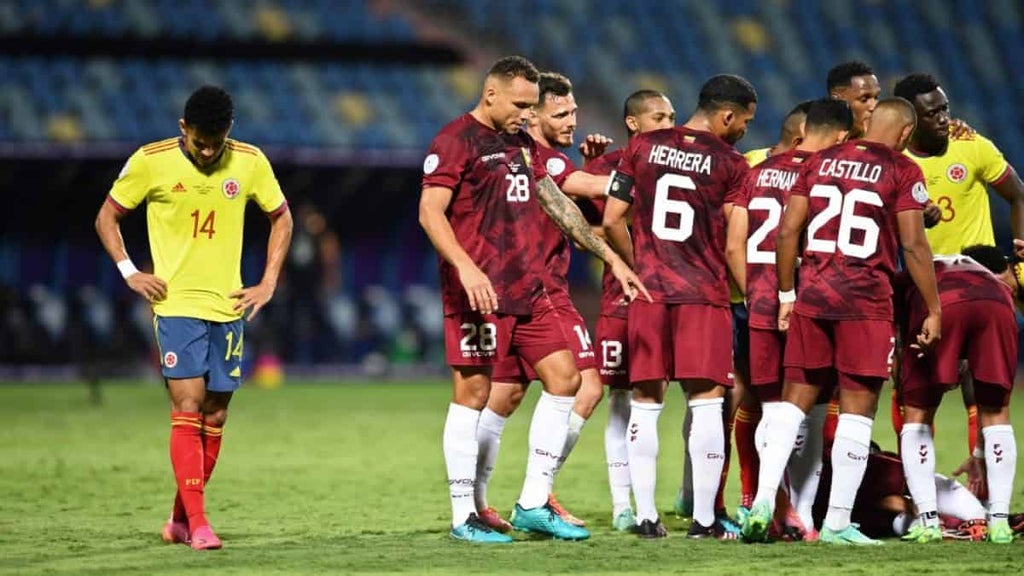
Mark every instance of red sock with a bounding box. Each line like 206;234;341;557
823;398;839;453
172;421;224;521
714;415;735;513
890;385;905;438
734;406;761;509
169;411;207;532
966;404;978;455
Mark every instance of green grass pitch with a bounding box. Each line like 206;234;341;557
1;380;1022;575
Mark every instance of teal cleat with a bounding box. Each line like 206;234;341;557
673;491;693;518
450;513;514;543
820;524;883;545
735;506;750;528
988;519;1014;544
511;503;590;540
740;501;772;543
612;508;636;532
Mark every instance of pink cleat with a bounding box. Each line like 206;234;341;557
477;507;513;533
161;519;190;545
189;525;222;550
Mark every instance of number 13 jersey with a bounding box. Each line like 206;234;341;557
793;140;928;321
610;126;748;306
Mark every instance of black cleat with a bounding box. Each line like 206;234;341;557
688;519;738;540
634;518;668;539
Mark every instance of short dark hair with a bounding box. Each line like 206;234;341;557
962;244;1010;274
184;85;233;134
893;73;942;104
623;89;666;119
538;72;572;105
805;98;854;132
827;61;875;93
787;100;814;119
487;55;540;84
697;74;757;113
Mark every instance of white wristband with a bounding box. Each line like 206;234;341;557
116;258;140;279
778;289;796;304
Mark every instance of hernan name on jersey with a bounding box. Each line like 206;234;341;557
818;158;882;183
755;168;799;190
648;144;712;175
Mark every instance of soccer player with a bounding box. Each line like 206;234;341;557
473;71;613;531
579;89;676;531
94;86;294;550
743;98;941;545
896;246;1019;543
743;100;813;167
726;98;854;538
604;74;757;538
827;61;881;140
419;56;648;543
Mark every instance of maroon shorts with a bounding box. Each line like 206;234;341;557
749;327;785;402
444;296;568;368
628;300;732;386
596;314;629;389
901;300;1017;409
784;312;893;392
491;293;597;382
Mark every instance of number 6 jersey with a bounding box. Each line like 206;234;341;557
609;126;748;306
791;140;928;320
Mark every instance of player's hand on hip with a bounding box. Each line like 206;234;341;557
922;201;942;228
458;264;498;314
230;282;275;321
578;133;612;160
126;272;167;303
948;118;976;140
777;302;794;332
610;260;651;303
913;312;942;353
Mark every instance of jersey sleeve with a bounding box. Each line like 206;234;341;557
789;161;813;199
733;169;755;209
974;134;1011;184
421;131;467;190
250;150;287;214
894;156;929;213
527;142;548;181
107;149;151;211
607;138;639;203
544;154;577;188
724;155;749;204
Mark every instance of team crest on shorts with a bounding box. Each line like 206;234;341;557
164;351;178;368
946;163;967;184
222;178;241;199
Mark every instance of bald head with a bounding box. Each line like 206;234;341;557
864;97;917;150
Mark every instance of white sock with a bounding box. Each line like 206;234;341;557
789;403;826;529
604;388;632;514
892;511;914;536
753;401;805;511
554;411;586;476
474;408;507;511
755;401;782;459
517;392;573;509
983;424;1017;521
824;413;873;531
900;423;938;527
443;403;481;526
688;397;725;527
680;400;693;505
934;474;987;521
628;400;663;523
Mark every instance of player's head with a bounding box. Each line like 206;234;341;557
623;89;675;137
695;74;758;144
893;73;950;149
801;98;853;147
961;244;1024;303
481;55;540;135
531;72;577;148
775;100;814;152
863;97;917;151
179;85;234;168
827;61;880;139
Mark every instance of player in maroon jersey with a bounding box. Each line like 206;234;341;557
603;74;757;538
419;56;648;543
726;99;854;539
471;71;614;531
742;98;941;545
896;246;1019;543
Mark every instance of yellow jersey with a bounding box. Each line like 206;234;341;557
744;147;771;167
904;134;1010;255
107;138;287;322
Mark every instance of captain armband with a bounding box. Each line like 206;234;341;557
606;170;635;203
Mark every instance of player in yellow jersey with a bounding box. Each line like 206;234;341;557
94;86;293;550
744;101;813;167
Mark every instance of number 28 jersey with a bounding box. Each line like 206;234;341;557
609;126;748;306
793;140;929;321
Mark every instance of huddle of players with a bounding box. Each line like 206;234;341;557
420;55;1021;544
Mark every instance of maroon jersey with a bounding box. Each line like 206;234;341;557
534;144;577;299
899;255;1013;331
737;149;813;330
610;127;748;306
582;149;628;319
792;141;928;320
422;113;548;316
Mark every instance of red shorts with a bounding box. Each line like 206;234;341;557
628;300;732;386
901;300;1017;409
784;312;893;392
444;296;568;368
749;327;785;402
491;294;597;382
596;315;629;389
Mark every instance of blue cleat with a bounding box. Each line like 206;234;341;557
511;503;590;540
450;513;514;543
